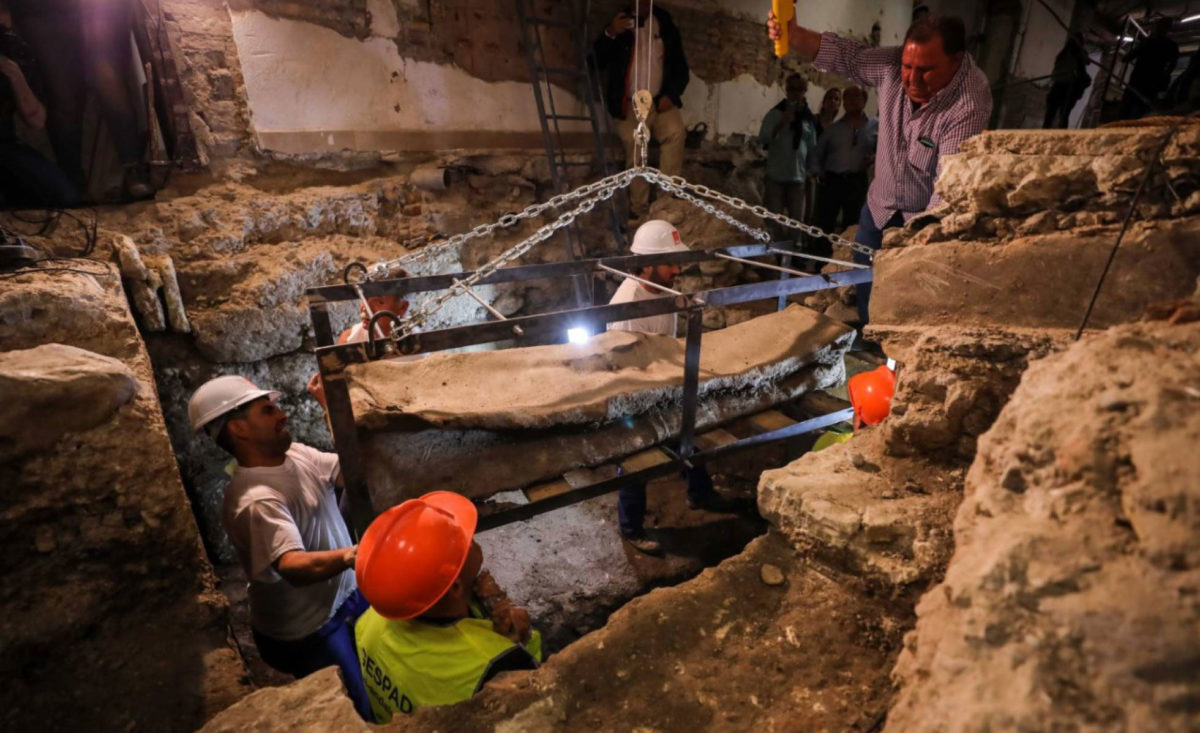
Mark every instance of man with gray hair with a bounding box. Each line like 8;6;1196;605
769;12;991;328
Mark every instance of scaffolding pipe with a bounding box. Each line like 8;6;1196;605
767;247;869;270
596;263;683;295
714;251;813;279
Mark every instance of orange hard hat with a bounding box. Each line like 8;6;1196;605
356;491;478;620
847;365;896;430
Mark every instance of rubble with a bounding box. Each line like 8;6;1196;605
887;320;1200;732
759;429;961;589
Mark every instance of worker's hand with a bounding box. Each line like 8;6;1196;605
657;96;674;113
490;599;532;645
608;11;635;37
343;544;358;570
0;55;20;79
473;569;504;603
306;373;327;409
767;10;799;49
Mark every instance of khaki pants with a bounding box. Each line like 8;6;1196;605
615;106;686;215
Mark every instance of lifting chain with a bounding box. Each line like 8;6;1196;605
638;168;879;259
376;166;878;345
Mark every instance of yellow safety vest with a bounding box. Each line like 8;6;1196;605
355;605;543;723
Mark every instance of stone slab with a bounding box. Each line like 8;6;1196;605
871;217;1200;334
347;305;852;431
353;307;853;505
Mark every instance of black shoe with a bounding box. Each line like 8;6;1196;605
687;492;742;513
621;530;663;555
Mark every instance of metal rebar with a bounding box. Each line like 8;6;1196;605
452;278;510;321
767;247;869;270
596;262;683;295
715;251;813;279
352;282;388;341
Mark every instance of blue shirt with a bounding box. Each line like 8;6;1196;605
758;104;818;184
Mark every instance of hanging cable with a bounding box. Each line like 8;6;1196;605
1074;111;1198;340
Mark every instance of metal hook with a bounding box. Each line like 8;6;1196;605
366;309;403;359
343;262;369;286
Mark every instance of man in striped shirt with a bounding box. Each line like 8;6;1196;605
769;13;992;327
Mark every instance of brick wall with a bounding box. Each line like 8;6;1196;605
587;1;779;86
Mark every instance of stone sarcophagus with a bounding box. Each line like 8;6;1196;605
345;305;854;508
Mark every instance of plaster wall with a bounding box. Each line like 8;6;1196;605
230;10;589;140
227;0;911;154
1012;0;1072;80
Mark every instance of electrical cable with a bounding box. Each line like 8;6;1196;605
1;206;99;258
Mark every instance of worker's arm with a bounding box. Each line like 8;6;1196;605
769;11;895;88
767;10;822;61
474;569;531;644
593;11;632;69
274;545;357;586
0;54;46;129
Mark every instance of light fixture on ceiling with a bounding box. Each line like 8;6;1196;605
566;326;592;344
1182;13;1200;24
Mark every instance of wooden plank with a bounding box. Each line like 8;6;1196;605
620;448;674;473
694;428;741;451
746;409;797;434
523;478;574;503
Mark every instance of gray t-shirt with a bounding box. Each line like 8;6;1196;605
223;443;356;641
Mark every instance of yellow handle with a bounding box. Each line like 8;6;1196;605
773;0;794;57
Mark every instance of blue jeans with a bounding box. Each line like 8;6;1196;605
618;467;716;536
252;589;372;721
852;205;905;327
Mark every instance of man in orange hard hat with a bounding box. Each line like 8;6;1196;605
354;492;542;722
188;375;371;719
847;364;896;430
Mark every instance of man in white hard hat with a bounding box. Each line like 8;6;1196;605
607;220;739;555
187;375;371;720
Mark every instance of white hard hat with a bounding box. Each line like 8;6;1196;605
188;375;280;435
630;220;688;255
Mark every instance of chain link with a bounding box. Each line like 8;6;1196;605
394;168;637;339
369;169;639;278
636;168;879;259
377;166;875;343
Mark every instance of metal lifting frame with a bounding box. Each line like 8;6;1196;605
307;242;872;534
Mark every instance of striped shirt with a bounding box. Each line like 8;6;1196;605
813;33;992;227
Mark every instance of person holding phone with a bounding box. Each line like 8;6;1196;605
594;0;690;219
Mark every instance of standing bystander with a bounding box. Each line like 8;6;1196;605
758;73;818;247
768;12;991;331
810;85;877;261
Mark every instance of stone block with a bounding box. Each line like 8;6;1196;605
0;344;138;462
